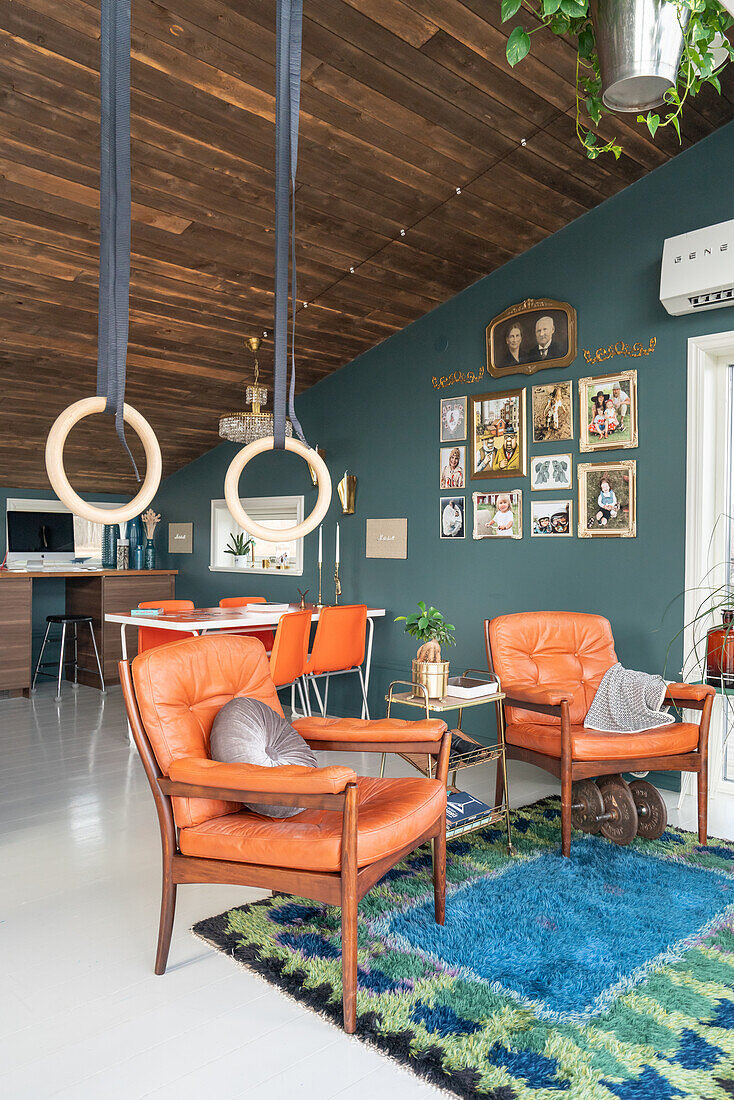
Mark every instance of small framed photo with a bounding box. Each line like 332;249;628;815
579;370;638;451
472;490;523;539
531;380;573;443
531;498;572;537
531;453;572;491
578;461;636;537
440;496;465;539
486;298;577;378
439;445;466;489
440;396;467;442
470;388;527;480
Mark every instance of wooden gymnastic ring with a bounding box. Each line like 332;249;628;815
224;436;332;542
45;396;162;525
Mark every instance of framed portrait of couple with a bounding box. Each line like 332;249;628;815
470;388;527;480
486;298;577;379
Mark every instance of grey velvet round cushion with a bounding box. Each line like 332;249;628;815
209;698;317;818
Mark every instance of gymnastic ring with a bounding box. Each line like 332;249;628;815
224;436;331;542
45;396;162;525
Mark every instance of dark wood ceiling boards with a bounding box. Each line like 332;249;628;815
2;0;733;492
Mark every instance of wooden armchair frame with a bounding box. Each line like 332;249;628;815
120;660;451;1033
484;620;714;857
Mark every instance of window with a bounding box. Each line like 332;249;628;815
210;497;304;576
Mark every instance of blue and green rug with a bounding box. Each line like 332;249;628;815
193;798;734;1098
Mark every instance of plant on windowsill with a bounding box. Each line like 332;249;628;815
395;602;456;700
224;532;254;569
502;0;733;159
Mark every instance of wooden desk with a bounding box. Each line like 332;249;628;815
0;569;177;696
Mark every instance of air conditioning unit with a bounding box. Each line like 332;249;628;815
660;219;734;316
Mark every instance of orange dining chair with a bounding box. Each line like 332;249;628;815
137;599;195;655
269;610;311;717
485;611;715;856
120;633;450;1033
304;604;369;719
219;596;275;652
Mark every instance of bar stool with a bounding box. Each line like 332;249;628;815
32;614;105;701
269;610;311;717
219;596;275;652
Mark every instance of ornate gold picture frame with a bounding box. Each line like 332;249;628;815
486;298;577;379
579;369;638;452
470;388;527;481
578;460;636;538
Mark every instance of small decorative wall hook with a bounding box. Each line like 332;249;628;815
337;471;357;514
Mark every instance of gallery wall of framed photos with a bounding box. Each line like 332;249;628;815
437;302;639;544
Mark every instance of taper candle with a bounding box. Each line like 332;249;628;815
335;522;340;565
318;524;322;564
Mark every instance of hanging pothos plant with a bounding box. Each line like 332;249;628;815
502;0;734;158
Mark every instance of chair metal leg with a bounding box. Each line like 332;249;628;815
357;667;370;720
323;674;330;717
55;622;67;701
73;623;79;689
297;678;309;718
379;752;387;778
300;676;313;716
311;676;325;717
290;682;296;717
32;622;52;692
89;621;105;693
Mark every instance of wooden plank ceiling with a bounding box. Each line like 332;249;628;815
2;0;733;492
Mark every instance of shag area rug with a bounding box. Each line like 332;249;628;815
193;798;734;1099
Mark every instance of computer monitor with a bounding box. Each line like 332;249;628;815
7;510;75;565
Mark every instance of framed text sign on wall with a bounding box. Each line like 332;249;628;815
366;519;408;559
168;522;193;553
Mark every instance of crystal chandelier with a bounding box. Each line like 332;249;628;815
219;336;293;444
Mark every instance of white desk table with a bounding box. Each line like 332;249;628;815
105;604;386;718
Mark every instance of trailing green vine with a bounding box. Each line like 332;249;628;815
502;0;734;158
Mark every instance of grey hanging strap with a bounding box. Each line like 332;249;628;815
274;0;306;449
97;0;139;478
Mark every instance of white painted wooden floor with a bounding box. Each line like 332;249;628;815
1;684;730;1099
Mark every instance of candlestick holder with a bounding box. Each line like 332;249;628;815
316;561;324;610
334;563;341;605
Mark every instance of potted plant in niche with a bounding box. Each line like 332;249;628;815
502;0;733;159
395;602;456;700
224;532;254;568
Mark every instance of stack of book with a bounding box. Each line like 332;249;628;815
446;791;495;831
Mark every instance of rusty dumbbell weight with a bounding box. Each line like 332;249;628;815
571;775;667;845
571;775;638;845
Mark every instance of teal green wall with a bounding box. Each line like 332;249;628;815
155;122;734;771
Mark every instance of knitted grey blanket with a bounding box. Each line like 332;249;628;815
584;662;673;733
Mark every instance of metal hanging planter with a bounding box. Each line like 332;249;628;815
589;0;689;112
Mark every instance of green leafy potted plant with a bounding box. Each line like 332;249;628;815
224;532;254;568
395;601;456;699
502;0;733;159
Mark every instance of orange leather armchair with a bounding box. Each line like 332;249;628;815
485;612;714;856
120;633;450;1033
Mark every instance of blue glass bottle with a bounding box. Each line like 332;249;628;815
128;515;144;564
144;538;156;570
134;544;144;570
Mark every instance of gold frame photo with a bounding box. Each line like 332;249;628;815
439;445;466;489
472;490;523;539
531;379;573;443
578;460;636;538
531;498;572;537
579;369;638;452
530;453;572;492
470;388;527;481
486;298;578;379
439;396;467;443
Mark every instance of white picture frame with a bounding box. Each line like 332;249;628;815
530;453;572;491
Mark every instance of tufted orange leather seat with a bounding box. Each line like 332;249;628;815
485;612;714;856
121;632;450;1033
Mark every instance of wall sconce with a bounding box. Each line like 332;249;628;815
308;447;325;486
338;471;357;514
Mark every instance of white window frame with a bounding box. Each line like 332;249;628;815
683;329;734;807
209;496;304;576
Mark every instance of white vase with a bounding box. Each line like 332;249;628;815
233;555;246;568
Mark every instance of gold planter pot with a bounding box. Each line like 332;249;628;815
412;658;449;700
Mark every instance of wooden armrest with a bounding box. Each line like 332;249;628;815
503;684;573;712
664;682;715;704
167;757;356;798
292;716;447;748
